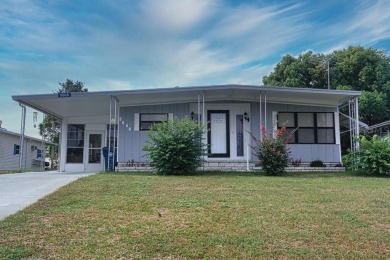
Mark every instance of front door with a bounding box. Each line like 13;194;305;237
85;132;104;172
208;110;230;157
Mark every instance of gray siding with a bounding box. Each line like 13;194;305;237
0;132;45;170
118;103;189;162
119;101;340;164
250;102;339;163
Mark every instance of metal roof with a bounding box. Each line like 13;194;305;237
12;84;361;119
0;128;57;146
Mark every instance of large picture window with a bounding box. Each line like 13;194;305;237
67;124;85;163
139;113;168;131
277;112;335;144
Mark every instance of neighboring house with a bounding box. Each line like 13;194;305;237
12;85;361;172
0;127;49;170
363;120;390;137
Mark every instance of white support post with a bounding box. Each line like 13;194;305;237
117;105;120;166
202;91;205;126
264;91;267;132
348;100;353;151
246;144;250;171
202;91;206;162
259;91;262;141
197;94;200;124
19;103;26;170
113;97;117;171
108;96;112;171
41;113;45;172
355;97;360;150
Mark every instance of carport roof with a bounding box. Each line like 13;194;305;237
12;84;361;119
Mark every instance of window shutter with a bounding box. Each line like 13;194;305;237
134;113;140;131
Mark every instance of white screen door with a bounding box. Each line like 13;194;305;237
208;110;230;157
85;131;104;172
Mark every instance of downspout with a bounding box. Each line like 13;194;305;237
19;103;26;170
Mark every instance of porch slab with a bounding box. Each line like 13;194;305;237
115;162;345;172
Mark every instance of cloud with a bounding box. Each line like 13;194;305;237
347;0;390;44
139;0;217;33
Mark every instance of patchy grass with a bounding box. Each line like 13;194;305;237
0;171;389;259
0;170;20;175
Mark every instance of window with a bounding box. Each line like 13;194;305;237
37;149;42;159
139;113;168;130
277;112;335;144
13;144;20;155
67;124;84;163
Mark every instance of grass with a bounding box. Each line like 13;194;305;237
0;171;389;259
0;170;21;175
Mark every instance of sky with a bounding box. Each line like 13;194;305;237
1;0;390;138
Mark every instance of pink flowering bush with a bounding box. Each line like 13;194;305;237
252;125;291;175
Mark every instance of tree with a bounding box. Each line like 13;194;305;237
56;79;88;93
39;79;88;168
263;46;390;125
359;91;389;126
263;51;328;89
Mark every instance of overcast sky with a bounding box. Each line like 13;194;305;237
1;0;390;137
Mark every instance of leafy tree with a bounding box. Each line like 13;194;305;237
56;79;88;93
263;51;328;89
263;46;390;125
38;79;87;167
359;91;389;126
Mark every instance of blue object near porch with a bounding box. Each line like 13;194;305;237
102;147;117;171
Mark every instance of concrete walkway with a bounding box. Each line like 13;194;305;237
0;171;96;221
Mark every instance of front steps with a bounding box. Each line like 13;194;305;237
116;161;345;172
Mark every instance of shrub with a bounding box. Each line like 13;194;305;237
344;135;390;175
310;160;325;167
143;116;207;175
252;125;291;175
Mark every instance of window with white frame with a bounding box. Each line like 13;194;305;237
139;113;168;131
277;112;335;144
66;124;85;163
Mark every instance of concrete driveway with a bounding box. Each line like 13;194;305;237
0;171;96;220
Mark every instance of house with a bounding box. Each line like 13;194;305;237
12;85;361;172
0;126;53;170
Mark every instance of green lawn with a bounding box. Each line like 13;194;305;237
1;172;389;259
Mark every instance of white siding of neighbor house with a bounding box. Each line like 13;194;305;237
0;131;45;170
